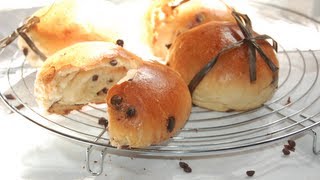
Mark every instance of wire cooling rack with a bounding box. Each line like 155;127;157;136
1;1;320;164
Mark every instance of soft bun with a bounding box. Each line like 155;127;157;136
18;0;119;67
167;21;279;111
106;61;192;148
145;0;234;59
34;41;142;114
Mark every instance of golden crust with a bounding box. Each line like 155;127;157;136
145;0;234;59
167;21;279;111
106;61;192;148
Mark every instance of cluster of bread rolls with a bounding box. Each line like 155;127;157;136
16;0;279;148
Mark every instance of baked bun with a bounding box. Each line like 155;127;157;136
167;21;279;111
145;0;234;59
34;41;142;114
18;0;119;67
106;61;192;148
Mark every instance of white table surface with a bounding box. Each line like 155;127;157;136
1;0;320;179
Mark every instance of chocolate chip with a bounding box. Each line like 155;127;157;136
195;13;205;23
23;47;28;56
288;140;296;148
102;87;108;94
92;75;99;81
120;145;130;149
184;166;192;173
111;95;123;106
165;44;172;49
167;116;175;133
93;160;98;163
282;148;290;155
4;94;15;100
285;97;291;105
126;107;136;117
110;60;118;66
284;145;295;152
246;170;255;177
116;39;124;47
15;104;24;110
179;162;188;169
98;117;108;128
108;79;114;83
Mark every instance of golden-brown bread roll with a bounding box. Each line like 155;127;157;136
145;0;234;59
106;61;192;148
167;21;279;111
18;0;119;67
34;41;143;114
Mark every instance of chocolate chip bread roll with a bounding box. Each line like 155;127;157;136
166;21;279;111
18;0;119;67
34;41;143;114
107;61;192;148
145;0;234;59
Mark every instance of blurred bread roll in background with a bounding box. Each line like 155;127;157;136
145;0;234;59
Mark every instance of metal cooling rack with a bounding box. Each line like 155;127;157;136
1;1;320;175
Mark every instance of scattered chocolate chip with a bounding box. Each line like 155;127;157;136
92;75;99;81
165;44;172;49
282;148;290;155
110;60;118;66
246;170;255;177
4;94;15;100
167;116;175;133
195;13;205;23
143;168;146;170
288;140;296;148
111;95;123;106
116;39;124;47
108;79;114;83
98;117;108;128
23;47;28;56
15;104;24;110
285;97;291;105
284;145;295;152
94;160;98;163
82;166;85;169
179;162;188;169
126;106;136;117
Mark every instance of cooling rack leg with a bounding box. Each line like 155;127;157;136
86;145;107;176
310;129;320;155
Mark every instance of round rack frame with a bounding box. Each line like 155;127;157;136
1;1;320;161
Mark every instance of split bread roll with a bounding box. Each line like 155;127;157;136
18;0;119;67
166;21;279;111
34;41;192;148
107;61;192;148
145;0;234;59
34;41;143;115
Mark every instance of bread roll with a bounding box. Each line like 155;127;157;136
166;21;279;111
145;0;234;59
106;61;192;148
34;41;142;114
18;0;119;67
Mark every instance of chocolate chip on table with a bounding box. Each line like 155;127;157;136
109;60;118;66
23;47;28;56
183;166;192;173
165;44;172;49
4;94;15;100
179;162;192;173
246;170;255;177
92;75;99;81
15;104;24;110
98;117;108;128
167;116;175;133
116;39;124;47
179;162;188;169
111;95;123;106
288;140;296;148
282;148;290;155
126;107;136;118
284;145;295;152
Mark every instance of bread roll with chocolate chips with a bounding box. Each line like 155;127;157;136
167;21;279;111
106;61;192;148
145;0;234;59
18;0;119;67
35;41;143;114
